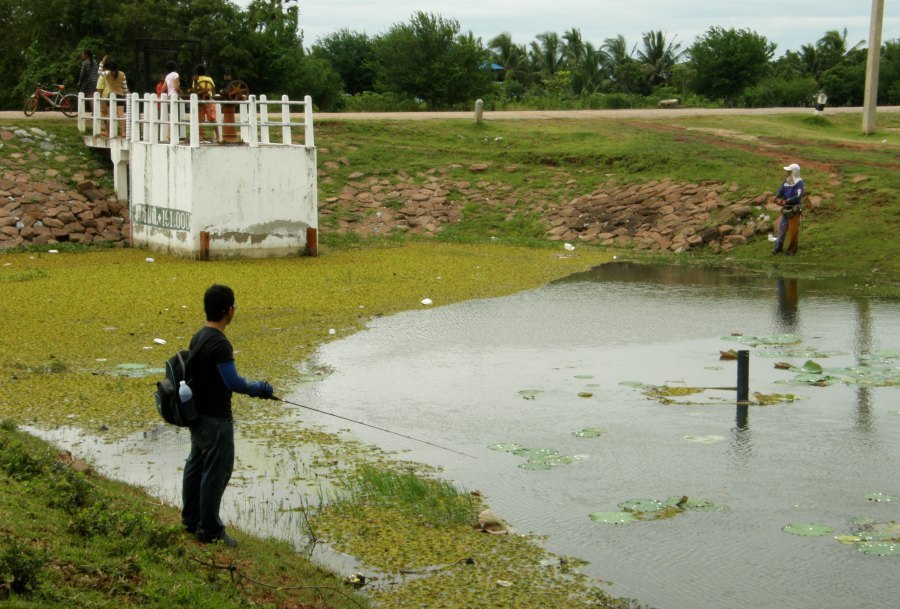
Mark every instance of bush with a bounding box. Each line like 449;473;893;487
0;536;45;597
0;437;46;482
342;91;427;112
743;77;817;107
46;463;96;513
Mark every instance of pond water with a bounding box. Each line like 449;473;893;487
297;263;900;609
31;263;899;609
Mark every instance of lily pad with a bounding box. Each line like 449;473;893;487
589;511;639;524
722;333;802;347
488;443;523;453
864;492;896;502
512;447;559;460
667;497;729;512
783;523;834;537
619;381;651;388
798;360;823;374
835;534;862;545
574;375;594;380
618;499;664;513
577;392;593;398
858;541;900;556
849;516;876;526
573;427;606;438
518;389;543;400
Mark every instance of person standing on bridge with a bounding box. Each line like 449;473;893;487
164;60;183;98
76;50;99;107
772;163;803;256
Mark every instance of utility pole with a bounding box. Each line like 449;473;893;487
862;0;885;134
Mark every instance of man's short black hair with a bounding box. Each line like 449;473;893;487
204;284;235;322
166;60;178;73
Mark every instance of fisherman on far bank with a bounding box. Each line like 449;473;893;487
772;163;803;256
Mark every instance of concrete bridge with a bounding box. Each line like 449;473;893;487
77;92;318;259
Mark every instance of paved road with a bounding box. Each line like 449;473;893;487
2;106;898;122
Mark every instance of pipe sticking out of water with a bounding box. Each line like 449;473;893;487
270;395;478;459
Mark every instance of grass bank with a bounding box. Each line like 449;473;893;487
313;111;898;292
0;420;371;609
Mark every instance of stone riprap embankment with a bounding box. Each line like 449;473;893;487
320;160;828;252
2;126;830;252
0;126;127;249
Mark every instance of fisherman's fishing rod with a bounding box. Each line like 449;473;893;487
270;395;477;459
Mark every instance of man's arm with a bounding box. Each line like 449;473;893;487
217;361;273;398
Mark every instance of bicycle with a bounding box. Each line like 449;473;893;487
23;84;78;118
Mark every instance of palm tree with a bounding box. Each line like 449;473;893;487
489;32;528;82
816;28;865;72
601;35;638;92
635;30;683;87
571;42;607;94
529;32;564;78
562;28;585;68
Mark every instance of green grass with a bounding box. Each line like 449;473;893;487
313;112;899;284
0;421;371;609
335;464;480;527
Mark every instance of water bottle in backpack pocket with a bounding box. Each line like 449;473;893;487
154;349;200;426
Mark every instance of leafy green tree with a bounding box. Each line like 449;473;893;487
312;29;376;95
688;27;775;104
819;48;868;106
372;12;491;108
635;30;684;87
880;39;900;104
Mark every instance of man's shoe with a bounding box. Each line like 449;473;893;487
196;529;238;547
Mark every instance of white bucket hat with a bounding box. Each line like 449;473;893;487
783;163;801;172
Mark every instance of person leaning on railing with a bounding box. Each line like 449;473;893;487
193;64;219;142
96;56;129;137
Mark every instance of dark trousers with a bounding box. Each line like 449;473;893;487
181;416;234;536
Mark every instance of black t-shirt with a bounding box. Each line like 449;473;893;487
188;326;235;420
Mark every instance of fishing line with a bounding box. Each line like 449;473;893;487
271;395;477;459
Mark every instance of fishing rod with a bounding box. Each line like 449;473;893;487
270;395;477;459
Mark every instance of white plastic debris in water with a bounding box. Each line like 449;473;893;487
768;234;777;242
421;298;433;306
613;255;618;260
48;249;59;254
145;257;155;263
563;243;575;251
153;338;167;345
328;328;336;335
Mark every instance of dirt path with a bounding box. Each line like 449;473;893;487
3;106;898;122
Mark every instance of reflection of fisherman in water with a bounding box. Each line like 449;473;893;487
776;278;799;331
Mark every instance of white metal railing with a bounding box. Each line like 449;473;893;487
78;92;314;148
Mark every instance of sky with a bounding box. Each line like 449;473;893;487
261;0;898;57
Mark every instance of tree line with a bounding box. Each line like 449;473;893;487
2;0;898;112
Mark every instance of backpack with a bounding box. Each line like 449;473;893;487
154;333;214;427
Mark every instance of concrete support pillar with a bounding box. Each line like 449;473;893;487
862;0;885;134
109;139;130;202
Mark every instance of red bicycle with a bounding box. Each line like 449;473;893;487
23;84;78;118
